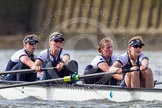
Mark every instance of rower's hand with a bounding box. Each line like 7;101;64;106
32;65;42;73
56;62;65;72
62;54;70;65
140;65;148;71
116;68;122;74
109;67;122;74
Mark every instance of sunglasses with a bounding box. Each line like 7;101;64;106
28;42;37;46
133;45;142;48
54;40;63;43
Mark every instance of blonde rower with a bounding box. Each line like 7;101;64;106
110;36;153;88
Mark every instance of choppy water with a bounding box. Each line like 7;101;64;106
0;49;162;108
1;99;162;108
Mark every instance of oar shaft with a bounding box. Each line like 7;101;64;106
80;71;117;79
0;69;139;89
0;71;116;89
0;67;55;75
0;78;64;89
155;82;162;85
0;69;34;75
79;69;138;79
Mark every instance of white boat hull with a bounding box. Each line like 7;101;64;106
0;84;162;102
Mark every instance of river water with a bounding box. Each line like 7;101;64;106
0;49;162;108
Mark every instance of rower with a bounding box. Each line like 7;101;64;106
83;38;122;85
4;35;39;81
32;32;78;80
110;36;154;88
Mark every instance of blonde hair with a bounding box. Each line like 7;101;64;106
97;38;113;53
128;36;144;66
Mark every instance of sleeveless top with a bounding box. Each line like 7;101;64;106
37;48;69;67
117;52;148;68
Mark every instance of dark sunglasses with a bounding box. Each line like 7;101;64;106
133;45;142;48
28;42;37;46
54;40;63;43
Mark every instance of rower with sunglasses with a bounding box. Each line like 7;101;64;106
4;35;39;81
110;36;153;88
33;32;78;80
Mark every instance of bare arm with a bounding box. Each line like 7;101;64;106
98;62;109;72
32;59;42;72
98;61;122;80
109;61;122;74
20;56;34;68
140;58;149;71
34;59;42;67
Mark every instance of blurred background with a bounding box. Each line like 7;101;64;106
0;0;162;50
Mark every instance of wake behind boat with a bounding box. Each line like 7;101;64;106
0;80;162;102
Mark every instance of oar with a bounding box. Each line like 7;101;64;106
154;82;162;85
0;69;138;89
0;67;56;75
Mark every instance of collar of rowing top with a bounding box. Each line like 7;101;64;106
100;54;112;66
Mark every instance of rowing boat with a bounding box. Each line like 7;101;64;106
0;68;161;102
0;81;162;102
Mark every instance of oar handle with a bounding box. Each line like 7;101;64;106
122;68;140;73
42;67;56;71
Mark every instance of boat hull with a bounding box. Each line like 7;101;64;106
0;84;162;102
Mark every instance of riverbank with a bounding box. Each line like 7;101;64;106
0;33;162;51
